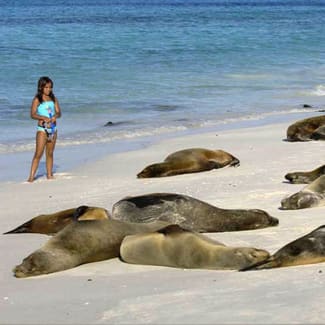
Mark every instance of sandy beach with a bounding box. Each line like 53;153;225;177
1;116;325;324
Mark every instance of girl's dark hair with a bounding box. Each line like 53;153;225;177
36;76;56;103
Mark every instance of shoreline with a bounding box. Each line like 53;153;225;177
1;116;325;324
1;109;323;183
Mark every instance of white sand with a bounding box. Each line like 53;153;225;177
1;118;325;324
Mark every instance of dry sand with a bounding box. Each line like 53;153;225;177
1;118;325;324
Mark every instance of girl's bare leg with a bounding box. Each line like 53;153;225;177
27;132;47;182
45;132;57;179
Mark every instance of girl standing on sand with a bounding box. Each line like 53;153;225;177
27;76;61;182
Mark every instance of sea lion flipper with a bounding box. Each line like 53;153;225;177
311;125;325;140
3;220;33;235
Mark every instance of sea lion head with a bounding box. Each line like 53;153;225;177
280;192;321;210
137;164;164;178
285;172;310;184
251;209;279;228
232;209;279;231
14;251;53;278
231;247;270;270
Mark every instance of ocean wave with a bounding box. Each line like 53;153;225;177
311;85;325;96
0;125;188;154
0;108;320;155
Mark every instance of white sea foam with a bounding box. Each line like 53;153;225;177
311;85;325;96
0;109;321;155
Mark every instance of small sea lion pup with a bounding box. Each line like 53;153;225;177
280;175;325;210
120;225;270;270
13;219;171;278
285;164;325;184
112;192;279;232
286;115;325;141
4;206;110;235
241;225;325;271
137;148;240;178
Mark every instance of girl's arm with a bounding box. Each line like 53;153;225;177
30;97;50;123
54;98;62;119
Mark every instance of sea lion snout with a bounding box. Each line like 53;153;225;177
284;173;295;183
232;247;270;269
14;251;50;278
285;172;309;184
251;210;278;227
269;215;279;226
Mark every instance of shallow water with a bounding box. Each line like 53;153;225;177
0;0;324;180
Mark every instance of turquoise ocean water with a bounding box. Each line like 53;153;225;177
0;0;325;179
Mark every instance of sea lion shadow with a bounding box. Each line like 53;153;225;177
281;138;308;142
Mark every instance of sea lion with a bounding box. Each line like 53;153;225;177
112;192;279;232
280;175;325;210
137;148;240;178
4;206;110;235
285;164;325;184
241;225;325;271
286;115;325;141
120;224;270;270
13;219;171;278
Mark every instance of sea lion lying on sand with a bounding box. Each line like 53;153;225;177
280;175;325;210
112;192;278;232
120;225;270;270
4;206;110;235
137;148;240;178
13;221;270;278
13;219;170;278
241;225;325;270
286;115;325;141
285;164;325;184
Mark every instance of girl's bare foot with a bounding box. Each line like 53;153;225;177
47;175;54;180
27;178;34;183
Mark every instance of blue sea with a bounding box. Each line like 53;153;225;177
1;0;325;180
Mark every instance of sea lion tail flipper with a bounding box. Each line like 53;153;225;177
3;220;33;234
73;205;90;221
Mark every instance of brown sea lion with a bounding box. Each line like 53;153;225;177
4;206;110;235
280;175;325;210
285;164;325;184
120;224;270;270
13;219;171;278
286;115;325;141
112;192;279;232
137;148;240;178
241;225;325;271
